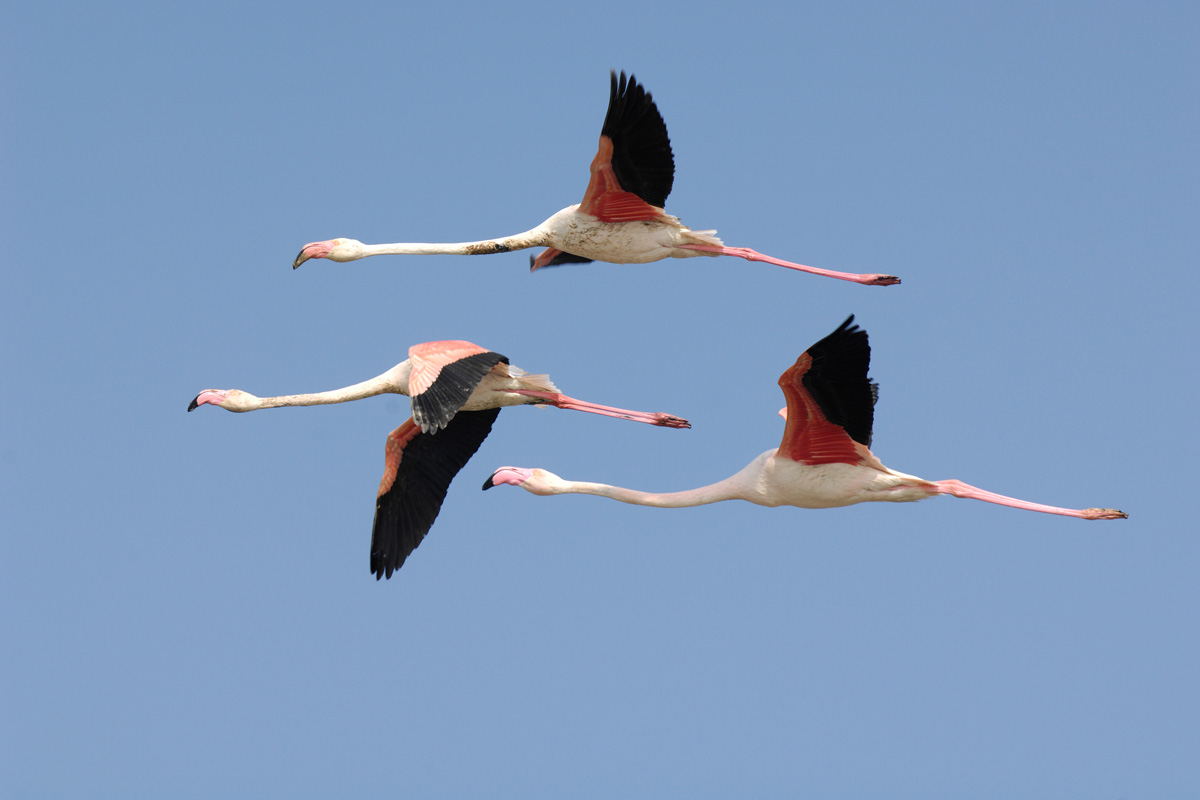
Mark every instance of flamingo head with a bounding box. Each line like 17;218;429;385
188;389;258;412
292;238;365;268
482;466;561;496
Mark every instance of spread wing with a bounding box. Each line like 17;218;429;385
370;409;501;579
577;71;675;222
777;316;878;465
408;340;508;433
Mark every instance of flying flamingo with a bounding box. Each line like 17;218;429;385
485;317;1127;521
189;340;690;579
292;71;900;287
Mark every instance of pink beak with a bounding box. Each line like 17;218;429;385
483;467;532;490
293;240;334;269
188;390;228;411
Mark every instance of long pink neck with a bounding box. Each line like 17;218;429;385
249;370;404;410
361;229;546;258
553;475;748;508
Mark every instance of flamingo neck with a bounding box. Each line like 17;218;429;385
555;474;749;509
360;228;547;258
250;368;406;410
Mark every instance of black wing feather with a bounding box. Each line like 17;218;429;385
411;351;508;433
800;316;879;447
370;408;501;579
602;71;675;208
529;251;595;269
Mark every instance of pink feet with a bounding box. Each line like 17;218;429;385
859;273;902;286
1081;508;1129;520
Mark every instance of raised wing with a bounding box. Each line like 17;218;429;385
777;316;878;465
577;71;675;222
370;408;501;579
408;340;508;433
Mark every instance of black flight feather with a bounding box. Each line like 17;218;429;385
370;408;501;579
800;316;879;447
602;71;675;209
410;351;508;434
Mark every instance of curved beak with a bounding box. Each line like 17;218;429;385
293;239;337;269
188;390;227;412
293;245;315;269
482;467;531;490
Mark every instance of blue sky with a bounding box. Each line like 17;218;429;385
3;1;1197;796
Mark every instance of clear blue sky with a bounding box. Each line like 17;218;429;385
3;1;1197;797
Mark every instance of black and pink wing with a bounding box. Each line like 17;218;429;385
777;316;879;465
536;71;676;268
407;340;508;433
604;70;674;208
583;70;675;214
528;249;597;270
370;408;501;579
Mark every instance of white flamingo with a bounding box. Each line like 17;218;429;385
190;340;689;578
293;71;900;287
485;318;1127;521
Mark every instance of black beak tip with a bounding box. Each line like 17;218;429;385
482;473;497;491
187;395;200;412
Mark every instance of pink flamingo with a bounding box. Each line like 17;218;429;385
293;71;899;287
189;340;689;579
486;317;1127;521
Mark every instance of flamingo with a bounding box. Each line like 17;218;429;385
485;317;1127;522
189;340;690;579
292;71;900;287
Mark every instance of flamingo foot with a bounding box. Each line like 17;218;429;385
1083;508;1129;520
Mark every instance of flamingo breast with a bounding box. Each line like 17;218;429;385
751;456;934;509
539;206;719;264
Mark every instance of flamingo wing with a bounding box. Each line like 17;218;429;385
408;340;508;433
777;316;879;465
577;71;675;222
529;249;595;269
370;408;501;579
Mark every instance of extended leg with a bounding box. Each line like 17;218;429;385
935;479;1127;520
508;390;690;429
678;244;900;286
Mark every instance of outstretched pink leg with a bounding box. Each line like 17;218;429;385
507;390;690;429
678;244;901;286
934;479;1127;519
